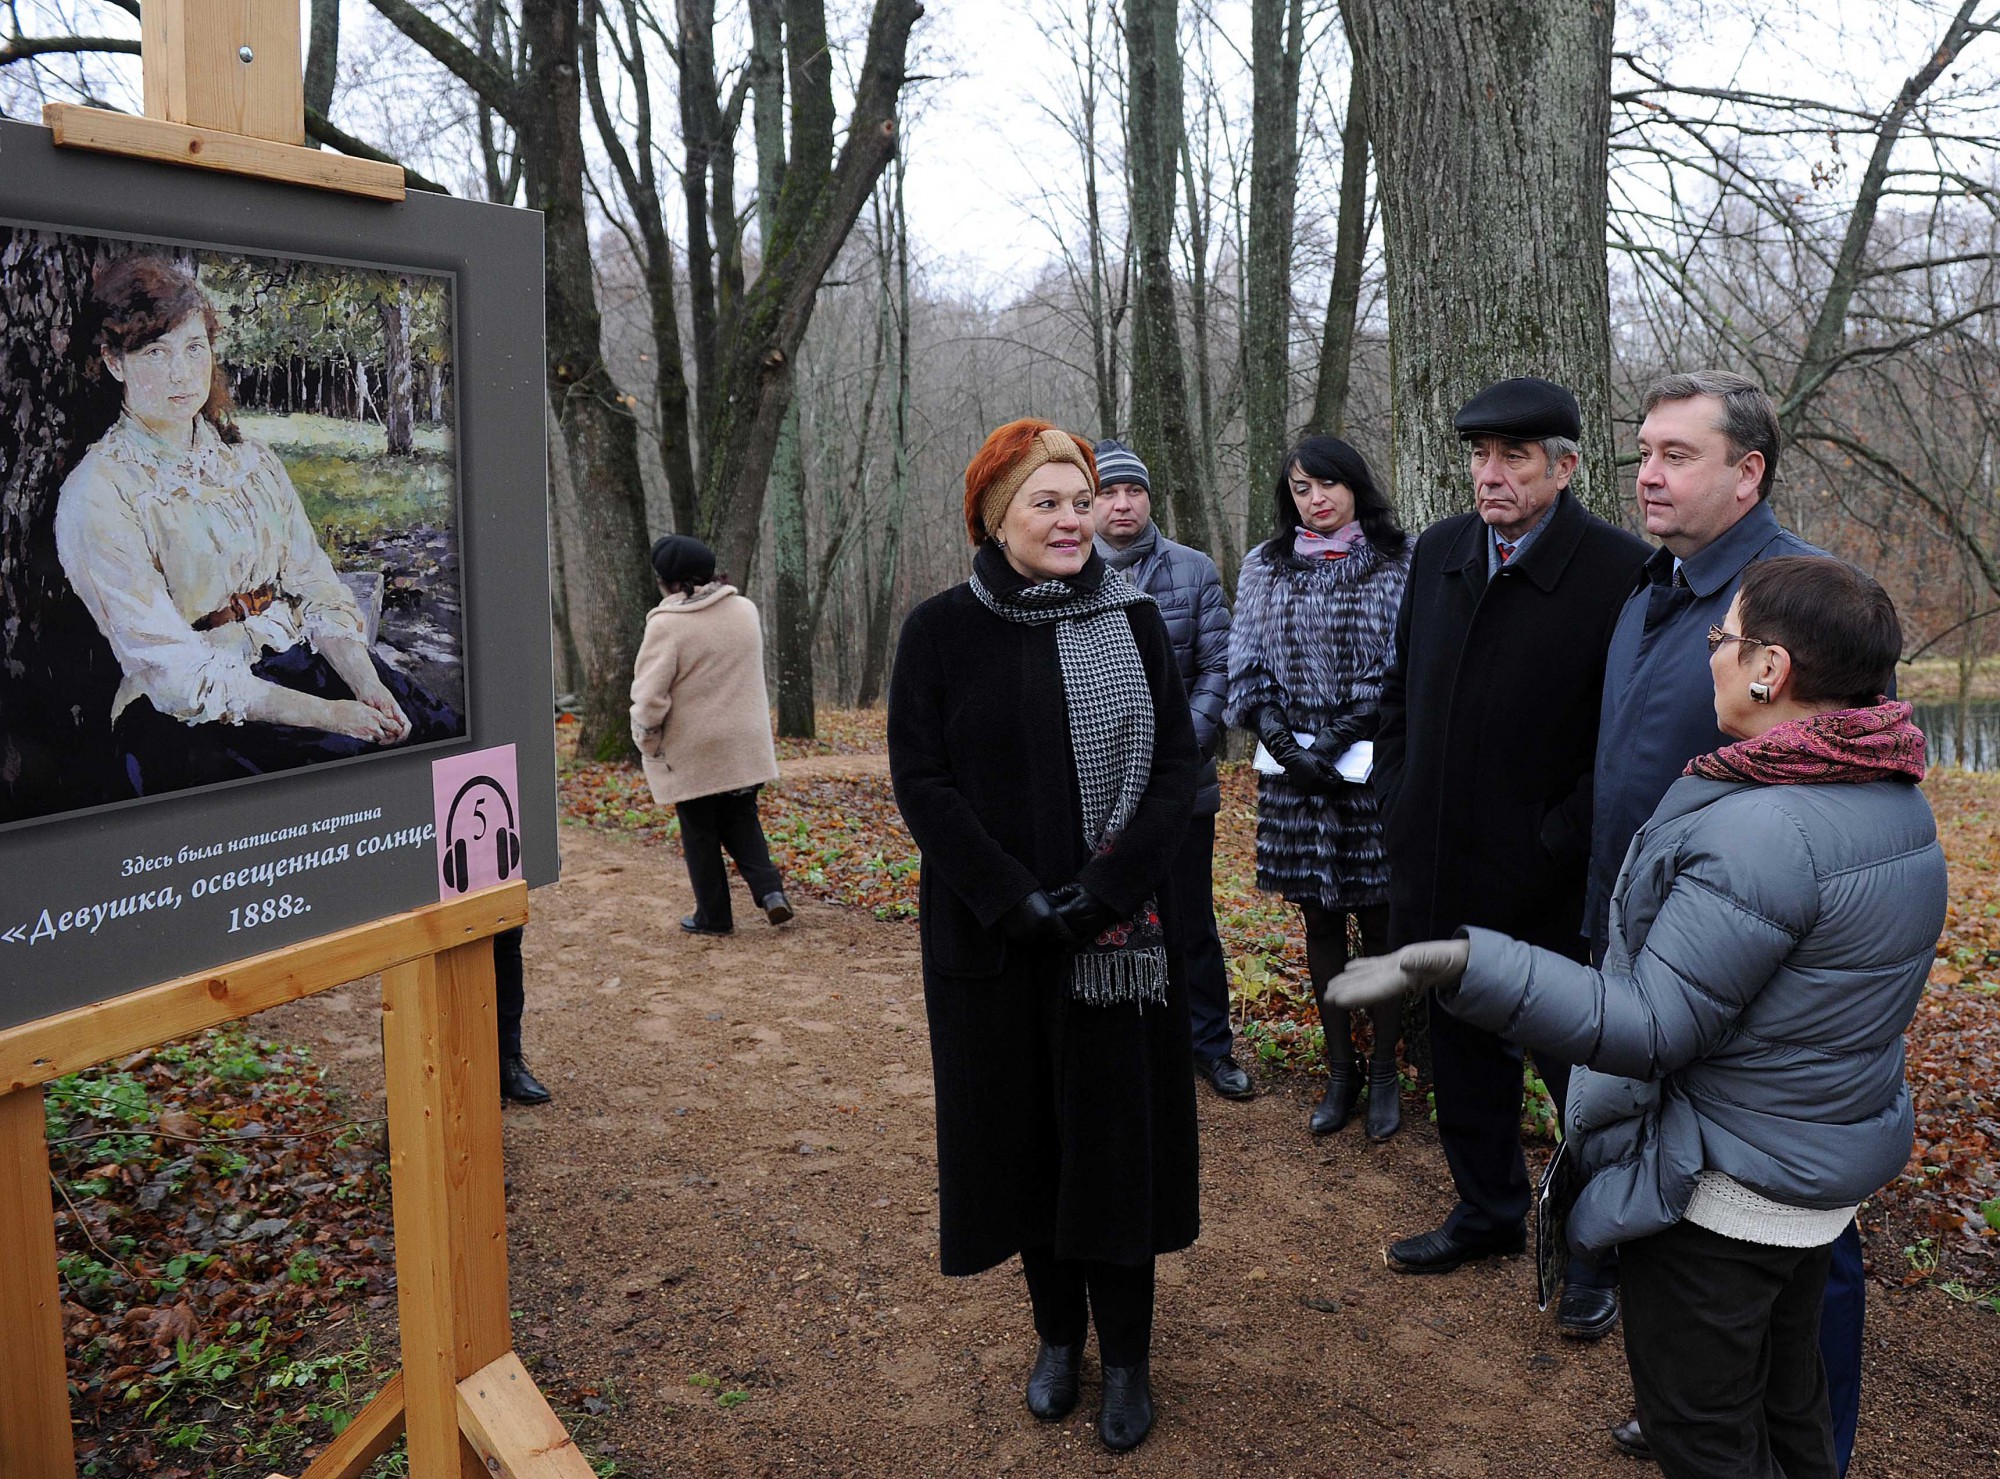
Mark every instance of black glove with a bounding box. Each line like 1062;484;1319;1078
1255;705;1332;789
997;890;1073;950
1313;709;1378;767
1051;885;1121;948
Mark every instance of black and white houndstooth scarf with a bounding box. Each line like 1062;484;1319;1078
970;549;1168;1008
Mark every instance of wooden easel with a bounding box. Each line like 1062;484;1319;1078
2;13;592;1478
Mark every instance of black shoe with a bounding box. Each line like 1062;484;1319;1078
1364;1065;1402;1141
1387;1223;1527;1274
1097;1360;1154;1452
1023;1339;1081;1421
1196;1054;1255;1101
680;915;733;936
761;891;795;925
1557;1284;1620;1340
499;1055;552;1105
1309;1058;1363;1135
1611;1416;1652;1461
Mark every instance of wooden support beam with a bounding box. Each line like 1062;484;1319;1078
141;0;304;142
384;939;512;1479
298;1372;407;1479
0;881;526;1094
457;1352;598;1478
43;103;405;200
0;1088;75;1479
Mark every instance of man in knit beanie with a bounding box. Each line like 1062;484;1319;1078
1090;439;1248;1101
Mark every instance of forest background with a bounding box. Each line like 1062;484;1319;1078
7;0;1999;760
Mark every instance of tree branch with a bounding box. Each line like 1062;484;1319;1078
0;34;138;65
368;0;518;119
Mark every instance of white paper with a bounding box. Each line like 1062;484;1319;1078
1252;732;1374;783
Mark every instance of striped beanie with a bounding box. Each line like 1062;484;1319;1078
1092;438;1150;492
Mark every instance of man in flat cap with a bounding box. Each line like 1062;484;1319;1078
1370;377;1647;1330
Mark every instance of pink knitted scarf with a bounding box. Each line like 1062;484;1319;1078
1685;699;1927;786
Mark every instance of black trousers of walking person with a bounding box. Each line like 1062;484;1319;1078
1021;1248;1156;1368
1172;813;1234;1064
493;924;526;1059
1622;1220;1838;1479
1427;990;1582;1243
676;785;783;930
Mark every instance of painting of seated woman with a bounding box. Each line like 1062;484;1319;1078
0;236;467;823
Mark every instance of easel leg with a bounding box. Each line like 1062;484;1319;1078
0;1087;75;1479
383;940;511;1478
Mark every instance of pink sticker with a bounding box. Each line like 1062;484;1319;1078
432;745;522;898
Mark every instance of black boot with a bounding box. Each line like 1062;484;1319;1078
760;890;795;925
499;1055;552;1105
1364;1001;1402;1140
1365;1064;1402;1141
1024;1339;1081;1420
1309;996;1361;1134
1097;1360;1154;1451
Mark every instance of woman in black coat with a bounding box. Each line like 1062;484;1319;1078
888;418;1200;1454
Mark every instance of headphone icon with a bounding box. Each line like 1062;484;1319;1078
441;775;521;893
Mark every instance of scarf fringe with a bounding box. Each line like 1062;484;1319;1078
1071;945;1169;1009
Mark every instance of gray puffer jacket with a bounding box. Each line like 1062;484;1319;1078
1447;772;1946;1255
1099;526;1230;813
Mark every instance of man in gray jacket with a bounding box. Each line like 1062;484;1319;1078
1092;439;1250;1100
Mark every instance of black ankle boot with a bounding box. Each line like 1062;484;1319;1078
1024;1339;1081;1420
1365;1063;1402;1141
1309;1056;1362;1135
1097;1359;1154;1451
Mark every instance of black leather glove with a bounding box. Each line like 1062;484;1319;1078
1256;705;1332;789
997;890;1073;950
1313;709;1378;766
1051;886;1121;948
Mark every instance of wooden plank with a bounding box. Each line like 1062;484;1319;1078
297;1372;406;1479
0;880;525;1093
384;940;513;1479
142;0;304;143
0;1088;75;1479
42;104;404;201
456;1352;597;1479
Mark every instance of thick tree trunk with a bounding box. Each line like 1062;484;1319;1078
517;0;655;760
1343;0;1617;526
1307;75;1369;438
378;281;415;456
0;229;128;822
305;0;340;132
1243;0;1303;548
1124;0;1210;554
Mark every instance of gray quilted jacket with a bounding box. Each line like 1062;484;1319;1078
1098;526;1230;813
1447;772;1945;1255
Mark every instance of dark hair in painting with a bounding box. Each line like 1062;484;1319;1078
88;256;238;441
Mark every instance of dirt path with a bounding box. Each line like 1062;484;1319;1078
269;809;1999;1477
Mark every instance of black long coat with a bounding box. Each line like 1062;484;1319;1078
1374;492;1649;955
888;545;1201;1276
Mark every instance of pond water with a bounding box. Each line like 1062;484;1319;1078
1912;700;2000;772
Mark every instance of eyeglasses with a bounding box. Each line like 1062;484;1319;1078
1706;624;1768;655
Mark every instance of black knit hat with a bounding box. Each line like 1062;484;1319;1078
651;533;716;586
1453;377;1583;441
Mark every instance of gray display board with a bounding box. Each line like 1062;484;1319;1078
0;119;558;1029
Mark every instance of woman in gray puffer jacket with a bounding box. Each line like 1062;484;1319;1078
1331;557;1945;1479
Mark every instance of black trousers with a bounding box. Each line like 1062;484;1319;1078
493;924;525;1060
1020;1247;1156;1368
1623;1220;1838;1479
675;786;783;928
1300;902;1394;1067
1170;811;1233;1062
1428;990;1580;1242
112;642;460;796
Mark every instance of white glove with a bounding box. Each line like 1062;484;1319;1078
1324;938;1471;1009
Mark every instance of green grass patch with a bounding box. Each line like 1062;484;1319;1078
236;412;456;540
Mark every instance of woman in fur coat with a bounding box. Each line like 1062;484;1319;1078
1226;435;1411;1139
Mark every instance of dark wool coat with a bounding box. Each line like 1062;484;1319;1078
1375;492;1649;953
1225;537;1410;910
887;545;1201;1276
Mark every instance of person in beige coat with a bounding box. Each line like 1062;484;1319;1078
629;535;793;935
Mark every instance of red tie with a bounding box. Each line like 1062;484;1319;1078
1497;540;1518;564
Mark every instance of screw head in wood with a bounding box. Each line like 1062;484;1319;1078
239;44;255;63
